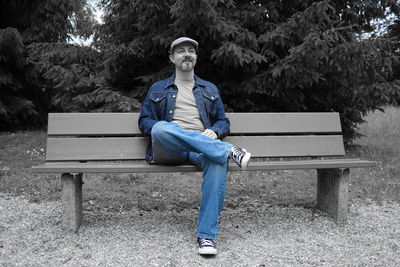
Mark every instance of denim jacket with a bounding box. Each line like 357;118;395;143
138;74;230;163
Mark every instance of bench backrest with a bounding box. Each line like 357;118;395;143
45;113;345;162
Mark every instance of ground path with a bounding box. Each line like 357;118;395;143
1;193;399;266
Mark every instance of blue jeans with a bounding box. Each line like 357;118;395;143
151;121;233;239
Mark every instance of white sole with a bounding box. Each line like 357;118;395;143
198;247;217;255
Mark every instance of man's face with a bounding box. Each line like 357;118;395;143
169;43;197;72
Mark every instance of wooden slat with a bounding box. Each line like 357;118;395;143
47;112;342;136
45;135;345;161
32;159;377;173
48;113;140;136
228;112;341;133
46;137;146;161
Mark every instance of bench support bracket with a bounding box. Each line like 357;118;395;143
316;168;349;224
61;173;83;232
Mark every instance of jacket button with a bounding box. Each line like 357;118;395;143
169;111;173;113
156;98;159;101
211;96;214;100
173;95;176;98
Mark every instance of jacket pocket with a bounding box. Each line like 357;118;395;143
149;92;167;115
202;91;220;102
202;91;220;118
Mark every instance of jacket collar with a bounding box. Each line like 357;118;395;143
164;73;207;89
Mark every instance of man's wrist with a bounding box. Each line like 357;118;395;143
209;128;220;138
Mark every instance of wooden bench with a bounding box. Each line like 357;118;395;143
32;112;376;232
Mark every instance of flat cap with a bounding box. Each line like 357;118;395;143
169;37;198;54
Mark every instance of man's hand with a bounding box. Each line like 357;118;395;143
201;129;218;139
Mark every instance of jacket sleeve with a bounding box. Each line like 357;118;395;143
138;86;158;136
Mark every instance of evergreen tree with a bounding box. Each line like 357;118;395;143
386;13;400;96
0;0;96;129
0;28;37;129
27;43;140;113
0;0;95;44
95;0;400;142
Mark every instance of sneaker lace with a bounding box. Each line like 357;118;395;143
231;147;244;164
199;238;214;247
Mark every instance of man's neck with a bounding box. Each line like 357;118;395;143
175;69;195;81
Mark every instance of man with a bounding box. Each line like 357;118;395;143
138;37;251;255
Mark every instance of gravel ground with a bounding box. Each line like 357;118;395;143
0;193;399;266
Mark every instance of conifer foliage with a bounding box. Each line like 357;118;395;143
0;0;96;129
0;28;37;128
27;43;140;113
0;0;95;44
95;0;400;142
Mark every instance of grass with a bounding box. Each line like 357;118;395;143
0;131;55;200
348;106;400;203
0;107;399;210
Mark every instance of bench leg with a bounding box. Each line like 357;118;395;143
316;168;349;224
61;173;83;232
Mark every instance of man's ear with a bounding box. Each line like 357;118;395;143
169;54;174;63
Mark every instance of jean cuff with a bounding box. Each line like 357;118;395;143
196;233;217;239
224;143;233;163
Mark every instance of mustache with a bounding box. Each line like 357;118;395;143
183;55;193;62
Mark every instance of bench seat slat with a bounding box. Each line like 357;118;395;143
47;112;342;136
45;135;345;161
32;159;376;173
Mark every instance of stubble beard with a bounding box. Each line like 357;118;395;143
180;62;194;72
179;56;196;72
